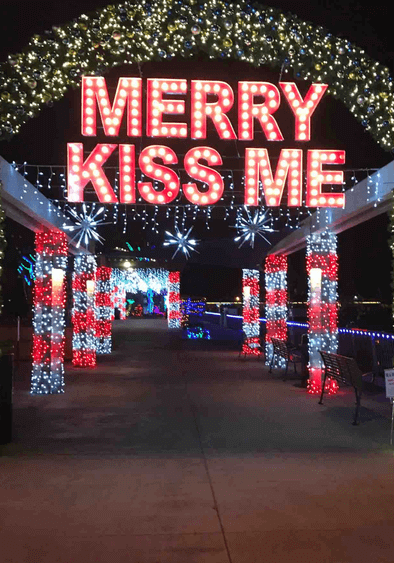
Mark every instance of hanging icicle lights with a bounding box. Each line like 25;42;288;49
72;255;97;367
31;231;68;395
67;76;346;209
306;231;339;395
242;269;261;355
265;254;288;368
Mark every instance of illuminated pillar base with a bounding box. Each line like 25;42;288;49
265;255;287;368
31;231;67;395
242;269;261;355
307;231;339;394
168;272;181;329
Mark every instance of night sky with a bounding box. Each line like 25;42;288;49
0;0;393;303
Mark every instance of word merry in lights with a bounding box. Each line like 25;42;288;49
67;77;346;208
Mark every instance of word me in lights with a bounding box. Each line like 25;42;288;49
67;77;346;208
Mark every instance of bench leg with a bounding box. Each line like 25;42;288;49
283;359;289;381
269;354;274;373
318;372;328;405
353;388;361;425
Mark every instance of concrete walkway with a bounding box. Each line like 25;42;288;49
1;318;394;563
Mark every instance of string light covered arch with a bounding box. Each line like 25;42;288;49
0;0;393;153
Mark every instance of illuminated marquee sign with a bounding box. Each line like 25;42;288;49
67;76;345;208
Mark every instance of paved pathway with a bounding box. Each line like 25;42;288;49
1;318;394;562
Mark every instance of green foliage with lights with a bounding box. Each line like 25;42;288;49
0;0;393;151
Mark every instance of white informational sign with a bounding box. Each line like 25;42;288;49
384;369;394;398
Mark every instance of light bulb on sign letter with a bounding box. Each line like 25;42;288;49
81;76;142;136
279;83;328;141
191;81;236;140
238;82;284;141
147;79;187;138
119;145;136;203
67;143;118;203
138;145;180;204
183;147;223;205
244;148;302;206
306;150;345;208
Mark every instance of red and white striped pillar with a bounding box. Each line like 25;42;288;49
113;285;127;320
95;266;113;354
265;254;288;368
168;271;181;328
31;230;68;394
306;232;339;394
242;269;261;355
72;255;97;367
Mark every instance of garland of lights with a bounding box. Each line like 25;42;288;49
168;271;181;328
306;231;339;395
95;266;113;354
31;230;67;394
72;255;97;367
242;269;261;355
0;1;394;152
264;254;287;367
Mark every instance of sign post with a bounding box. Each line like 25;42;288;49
384;369;394;445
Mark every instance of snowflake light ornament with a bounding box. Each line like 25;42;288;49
233;208;277;248
63;205;111;249
163;226;200;259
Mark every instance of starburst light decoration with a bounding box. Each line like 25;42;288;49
234;208;276;248
163;226;200;259
63;205;110;249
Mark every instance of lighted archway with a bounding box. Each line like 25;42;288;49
0;0;393;152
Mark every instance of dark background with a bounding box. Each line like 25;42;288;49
0;0;393;310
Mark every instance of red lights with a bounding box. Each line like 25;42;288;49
69;76;345;209
119;144;136;204
245;148;302;206
306;150;346;208
183;147;223;205
81;76;142;137
191;80;236;140
238;82;284;141
67;143;118;203
138;145;180;204
279;83;328;141
147;79;188;138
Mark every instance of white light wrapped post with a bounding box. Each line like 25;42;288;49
306;231;339;394
168;271;181;328
265;254;288;368
72;255;97;367
242;269;261;355
95;266;113;354
31;230;68;395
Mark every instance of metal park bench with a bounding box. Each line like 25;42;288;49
269;337;302;380
319;350;366;425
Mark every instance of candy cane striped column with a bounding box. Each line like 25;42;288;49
95;266;113;354
265;254;288;368
168;271;181;328
113;285;127;320
72;255;97;367
306;232;339;394
31;230;68;395
242;269;261;355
